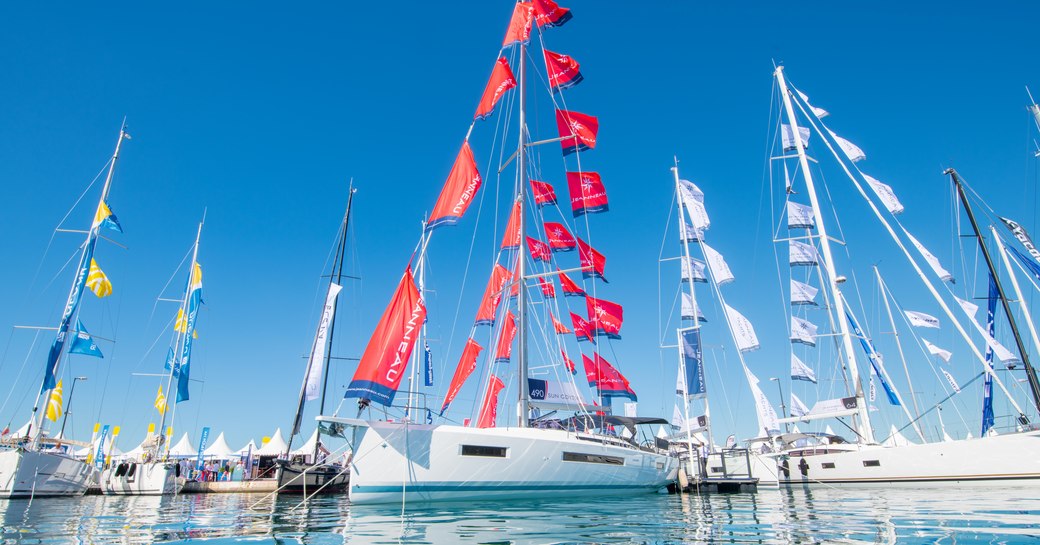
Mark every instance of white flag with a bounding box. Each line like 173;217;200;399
922;339;952;363
678;179;710;231
904;229;954;283
744;366;780;435
863;174;904;215
953;296;1019;365
828;129;866;162
790;279;819;306
789;240;820;266
681;256;708;283
796;89;829;118
954;295;978;318
679;220;702;244
904;310;940;329
624;402;638;418
681;292;707;322
940;368;961;394
701;243;734;285
305;282;343;401
671;403;686;430
787;201;815;229
781;124;811;151
869;375;877;402
724;304;760;352
790;393;810;417
790;316;818;347
791;353;817;383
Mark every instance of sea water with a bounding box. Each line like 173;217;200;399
1;486;1038;544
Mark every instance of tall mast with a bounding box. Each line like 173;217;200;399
775;66;874;443
948;168;1040;419
30;123;128;444
516;35;530;428
874;267;925;441
320;185;355;417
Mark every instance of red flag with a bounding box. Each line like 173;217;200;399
538;276;556;298
561;349;577;375
477;375;506;428
530;180;558;208
576;237;607;281
582;353;637;401
544;222;576;252
555;110;598;156
586;296;623;339
475;264;511;325
566;171;609;217
570;312;595;343
429;142;483;230
502;2;534;46
544;49;583;93
527;236;552;262
440;338;484;414
559;268;585;297
551;312;571;334
475;57;517;121
510;259;520;299
501;198;522;250
495;311;517;362
344;267;427;406
533;0;572;28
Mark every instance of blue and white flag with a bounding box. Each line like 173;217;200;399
195;426;210;470
164;347;178;375
177;263;203;403
846;311;900;406
69;319;104;358
678;327;706;399
791;353;817;383
423;341;434;387
95;424;110;470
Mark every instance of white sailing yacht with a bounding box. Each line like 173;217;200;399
0;124;130;498
319;0;676;505
755;66;1040;487
101;221;204;495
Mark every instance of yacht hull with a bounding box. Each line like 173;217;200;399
101;461;182;495
0;449;94;498
275;461;349;494
348;422;678;505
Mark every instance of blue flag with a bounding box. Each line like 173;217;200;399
982;274;998;436
69;319;104;358
678;327;706;399
423;341;434;387
846;311;900;406
195;426;210;470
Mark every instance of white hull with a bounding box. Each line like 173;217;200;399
101;461;183;495
0;448;95;498
348;422;678;505
760;430;1040;487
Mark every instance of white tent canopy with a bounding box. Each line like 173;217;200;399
203;432;237;459
882;424;916;447
167;432;197;458
123;431;158;458
256;428;288;456
74;435;122;458
290;430;319;456
236;439;258;457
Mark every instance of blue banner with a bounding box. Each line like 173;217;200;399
679;327;706;399
95;424;110;470
423;341;434;387
196;426;210;470
43;237;98;392
69;319;104;358
982;274;998;436
177;264;203;403
1008;246;1040;283
163;347;177;376
846;311;900;406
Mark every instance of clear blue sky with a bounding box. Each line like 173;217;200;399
2;2;1040;451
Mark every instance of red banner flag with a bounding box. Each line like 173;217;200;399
477;375;506;428
559;268;585;297
502;2;534;46
344;267;427;406
429;142;483;230
501;198;523;250
566;171;609;217
530;180;558;208
475;264;511;325
551;312;571;334
510;259;520;299
570;312;595;343
577;237;607;281
495;311;517;362
582;353;637;401
538;276;556;298
475;57;517;121
544;49;583;93
586;296;623;339
440;338;484;414
527;236;552;262
544;222;576;252
533;0;572;28
561;349;577;375
555;110;599;156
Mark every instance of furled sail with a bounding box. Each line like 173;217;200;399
303;283;342;402
440;338;483;414
555;110;598;155
566;171;609;216
428;142;483;230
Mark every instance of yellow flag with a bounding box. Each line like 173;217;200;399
147;423;156;434
174;308;198;338
86;259;113;298
92;201;112;228
155;385;167;414
45;380;64;422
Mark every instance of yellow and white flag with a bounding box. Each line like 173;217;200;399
155;385;167;414
45;380;64;422
174;308;199;339
86;259;113;297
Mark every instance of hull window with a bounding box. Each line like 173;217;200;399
821;462;835;469
563;452;624;465
461;445;507;457
863;460;881;467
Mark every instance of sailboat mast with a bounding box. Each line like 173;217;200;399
516;37;530;429
775;66;874;444
874;267;925;441
319;185;355;417
671;160;702;458
947;169;1040;419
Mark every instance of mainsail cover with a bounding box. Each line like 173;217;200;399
475;264;511;326
344;267;427;406
544;49;583;92
440;338;483;414
476;375;506;428
567;171;609;216
583;353;636;401
474;57;517;121
586;296;623;339
428;142;483;230
556;110;598;155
